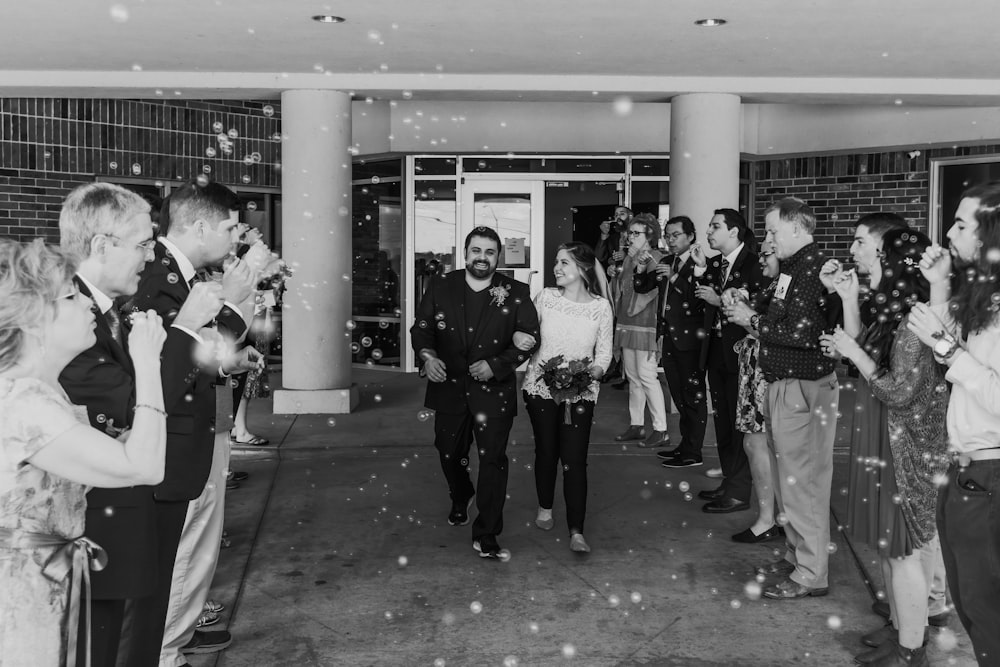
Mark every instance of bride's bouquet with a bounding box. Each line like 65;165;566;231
539;355;594;424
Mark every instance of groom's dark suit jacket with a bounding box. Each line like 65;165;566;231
410;270;539;417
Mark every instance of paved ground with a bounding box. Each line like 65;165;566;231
189;369;976;666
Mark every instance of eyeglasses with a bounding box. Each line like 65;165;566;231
627;230;646;237
106;234;156;255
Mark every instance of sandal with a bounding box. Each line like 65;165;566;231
231;433;269;446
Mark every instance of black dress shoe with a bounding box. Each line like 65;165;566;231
655;448;679;459
615;425;646;441
697;487;725;501
447;496;474;526
702;497;750;513
731;525;785;543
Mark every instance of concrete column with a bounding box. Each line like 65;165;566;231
273;90;359;414
668;94;742;243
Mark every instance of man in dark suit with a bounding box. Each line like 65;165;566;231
122;179;260;666
693;209;767;514
56;182;223;666
411;226;540;560
633;215;708;468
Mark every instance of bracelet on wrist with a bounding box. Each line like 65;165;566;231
135;403;167;417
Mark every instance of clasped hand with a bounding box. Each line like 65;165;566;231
818;326;855;360
126;310;166;363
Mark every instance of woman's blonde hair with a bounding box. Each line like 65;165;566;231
0;239;77;372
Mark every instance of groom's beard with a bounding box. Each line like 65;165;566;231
467;259;495;279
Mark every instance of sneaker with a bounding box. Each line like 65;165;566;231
473;536;510;561
181;630;232;655
705;467;724;479
204;599;225;614
195;610;220;629
535;507;554;531
569;533;591;553
447;496;474;526
661;455;703;468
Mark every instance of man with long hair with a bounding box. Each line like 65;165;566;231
908;181;1000;666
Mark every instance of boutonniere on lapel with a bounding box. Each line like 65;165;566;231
489;284;511;308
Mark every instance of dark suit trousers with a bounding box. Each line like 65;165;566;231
434;411;514;540
77;598;126;667
661;336;707;459
121;499;188;667
706;340;751;501
524;394;594;534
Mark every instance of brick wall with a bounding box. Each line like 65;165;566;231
0;98;281;242
752;143;1000;259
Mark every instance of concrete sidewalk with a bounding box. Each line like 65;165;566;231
192;369;976;666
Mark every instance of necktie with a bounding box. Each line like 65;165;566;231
668;255;681;284
105;306;123;346
714;257;731;336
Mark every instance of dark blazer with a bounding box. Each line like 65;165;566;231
127;240;248;501
633;255;706;352
698;245;768;373
410;270;539;417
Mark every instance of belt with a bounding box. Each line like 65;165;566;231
953;446;1000;467
0;528;107;667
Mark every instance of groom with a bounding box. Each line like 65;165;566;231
411;226;539;560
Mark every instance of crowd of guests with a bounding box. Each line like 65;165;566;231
0;179;285;666
3;178;999;666
413;187;1000;667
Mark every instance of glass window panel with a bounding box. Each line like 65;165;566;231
353;158;403;182
414;157;457;176
462;157;625;174
351;160;402;367
632;158;670;177
413;180;457;311
474;193;531;268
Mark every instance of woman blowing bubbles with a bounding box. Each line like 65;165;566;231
0;239;167;666
522;243;613;553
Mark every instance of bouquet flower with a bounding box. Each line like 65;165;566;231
539;355;594;424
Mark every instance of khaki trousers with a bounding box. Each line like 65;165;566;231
763;373;839;588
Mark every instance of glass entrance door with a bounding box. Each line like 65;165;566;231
460;180;545;297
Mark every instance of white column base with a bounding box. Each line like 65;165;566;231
272;386;360;414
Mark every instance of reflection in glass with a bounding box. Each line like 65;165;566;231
474;193;531;269
413;181;456;308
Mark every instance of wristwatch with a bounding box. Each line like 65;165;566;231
932;333;961;361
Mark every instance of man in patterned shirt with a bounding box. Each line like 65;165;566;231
726;198;842;600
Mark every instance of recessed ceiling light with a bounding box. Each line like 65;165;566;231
694;18;727;27
312;15;345;23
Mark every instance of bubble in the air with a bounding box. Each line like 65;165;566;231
371;175;381;185
371;349;383;361
744;581;762;600
630;592;642;604
327;417;336;427
374;394;382;402
109;161;118;169
109;4;129;22
242;175;252;184
678;481;690;492
608;594;620;607
470;601;483;614
417;410;431;422
228;128;239;139
528;621;539;633
206;147;217;157
378;319;389;329
361;336;373;348
250;151;262;163
131;163;142;175
503;656;518;667
827;615;842;630
342;273;352;281
262;104;274;117
402;90;413;100
613;96;634;116
561;644;576;659
730;599;742;609
213;121;224;133
935;627;958;651
345;319;356;330
202;165;212;174
103;506;115;517
243;155;255;166
272;132;282;142
397;555;408;567
987;248;1000;264
683;492;693;501
827;542;838;554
